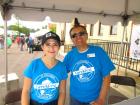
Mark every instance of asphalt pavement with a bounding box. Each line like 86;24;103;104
0;43;42;87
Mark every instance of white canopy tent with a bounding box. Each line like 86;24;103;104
0;0;140;91
0;28;4;35
33;29;49;38
0;0;140;24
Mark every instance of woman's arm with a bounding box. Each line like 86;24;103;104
58;80;67;105
21;77;32;105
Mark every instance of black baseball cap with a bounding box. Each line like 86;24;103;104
41;31;61;46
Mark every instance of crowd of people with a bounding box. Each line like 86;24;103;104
21;18;115;105
16;35;34;52
0;35;13;49
0;34;36;54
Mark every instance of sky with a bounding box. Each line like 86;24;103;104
0;14;51;29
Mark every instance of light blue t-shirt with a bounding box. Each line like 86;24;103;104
24;58;68;103
63;45;115;103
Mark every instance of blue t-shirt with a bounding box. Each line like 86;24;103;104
63;45;115;103
24;58;68;103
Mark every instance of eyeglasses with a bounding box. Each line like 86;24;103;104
71;31;87;38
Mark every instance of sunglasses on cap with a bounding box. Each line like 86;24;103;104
71;31;87;38
46;32;57;38
41;31;61;46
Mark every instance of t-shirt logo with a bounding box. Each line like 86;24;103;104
33;73;59;100
72;60;95;82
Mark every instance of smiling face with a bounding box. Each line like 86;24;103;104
42;39;60;58
70;26;88;49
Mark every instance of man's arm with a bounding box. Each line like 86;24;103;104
91;75;110;105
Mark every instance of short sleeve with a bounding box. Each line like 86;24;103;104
97;47;115;77
60;63;68;80
23;61;35;79
63;53;70;73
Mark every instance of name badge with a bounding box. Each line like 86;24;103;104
87;53;95;58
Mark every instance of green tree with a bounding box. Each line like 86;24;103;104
8;25;31;36
0;26;4;28
49;24;56;33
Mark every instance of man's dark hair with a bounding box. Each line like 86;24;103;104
70;18;87;35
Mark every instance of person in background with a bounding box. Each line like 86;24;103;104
63;18;115;105
28;36;34;53
25;36;29;51
0;35;4;49
7;35;12;48
16;35;21;47
22;31;68;105
20;35;25;51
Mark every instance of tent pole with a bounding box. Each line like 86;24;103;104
4;16;8;91
2;2;9;92
63;22;66;44
117;24;126;75
124;22;133;76
117;0;129;76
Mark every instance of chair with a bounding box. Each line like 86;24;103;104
107;75;136;105
4;88;22;105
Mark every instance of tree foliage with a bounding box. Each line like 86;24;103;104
49;24;56;33
8;24;31;36
0;26;4;28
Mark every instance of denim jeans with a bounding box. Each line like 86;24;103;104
70;96;91;105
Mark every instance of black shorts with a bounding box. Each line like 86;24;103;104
30;99;58;105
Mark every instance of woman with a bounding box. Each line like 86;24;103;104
22;31;67;105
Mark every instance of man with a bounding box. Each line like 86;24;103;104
63;21;115;105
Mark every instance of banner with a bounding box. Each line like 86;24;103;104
130;25;140;60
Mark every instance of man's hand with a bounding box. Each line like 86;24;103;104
90;98;105;105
